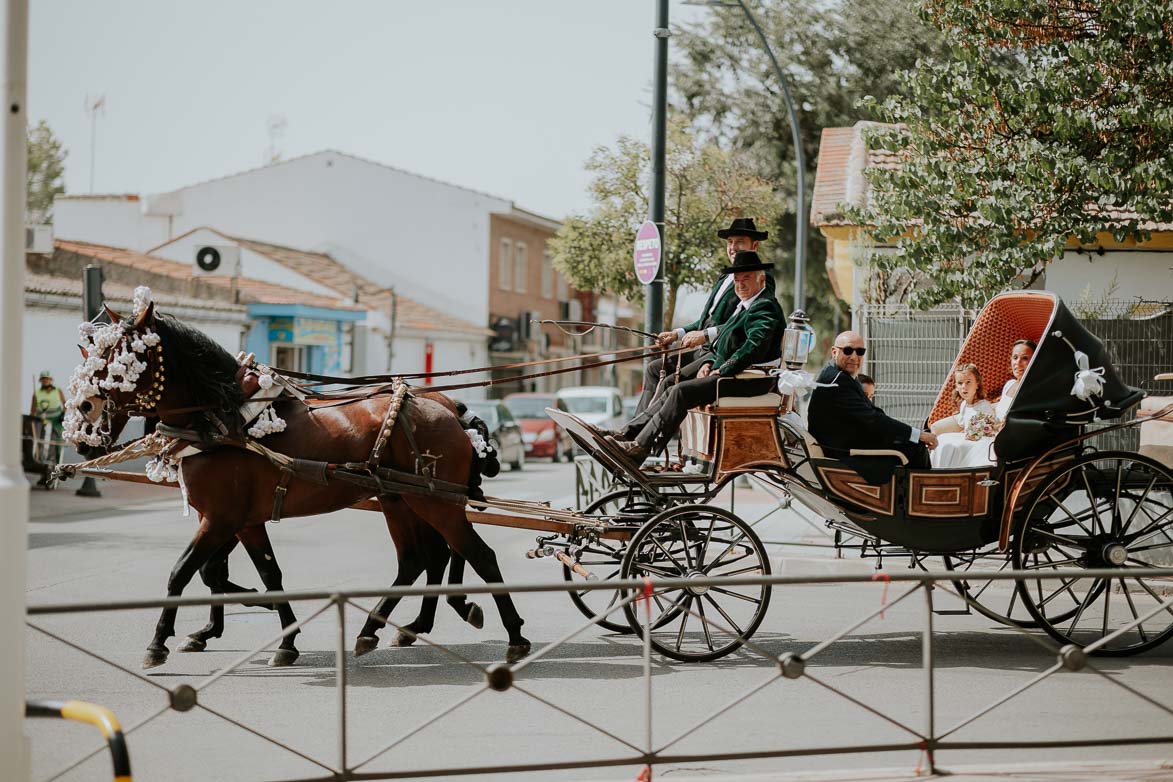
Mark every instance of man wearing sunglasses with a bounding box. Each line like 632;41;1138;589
807;330;937;483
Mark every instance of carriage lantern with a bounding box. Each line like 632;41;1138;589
781;310;815;370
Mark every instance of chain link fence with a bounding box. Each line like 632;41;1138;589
861;299;1173;449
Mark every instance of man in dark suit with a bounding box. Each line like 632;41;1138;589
807;330;937;483
608;251;783;464
619;216;773;438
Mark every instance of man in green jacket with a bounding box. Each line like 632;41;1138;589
618;217;772;438
608;251;784;464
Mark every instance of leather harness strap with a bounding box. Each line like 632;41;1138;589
271;467;294;522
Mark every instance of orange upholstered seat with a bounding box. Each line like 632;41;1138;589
926;292;1057;426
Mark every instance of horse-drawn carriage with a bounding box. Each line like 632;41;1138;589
59;288;1173;667
542;290;1173;660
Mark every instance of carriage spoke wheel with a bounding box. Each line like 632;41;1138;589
1013;452;1173;655
564;490;662;634
942;545;1072;628
620;504;772;662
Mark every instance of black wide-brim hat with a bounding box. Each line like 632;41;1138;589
717;217;768;241
721;250;774;275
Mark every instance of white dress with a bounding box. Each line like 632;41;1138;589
994;379;1018;421
931;399;998;469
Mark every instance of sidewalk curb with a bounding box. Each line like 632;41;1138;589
598;759;1173;782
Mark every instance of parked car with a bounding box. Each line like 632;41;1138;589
503;393;575;462
556;386;625;431
462;400;525;471
621;394;640;422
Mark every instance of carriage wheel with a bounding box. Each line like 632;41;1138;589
1012;452;1173;655
943;546;1056;628
563;490;650;634
620;504;772;662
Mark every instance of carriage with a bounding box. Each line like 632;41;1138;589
60;289;1173;667
535;290;1173;661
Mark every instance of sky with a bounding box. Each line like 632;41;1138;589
30;0;709;220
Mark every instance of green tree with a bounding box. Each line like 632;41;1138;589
851;0;1173;309
27;120;67;224
550;119;780;326
672;0;948;330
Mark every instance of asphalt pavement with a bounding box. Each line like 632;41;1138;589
21;461;1173;782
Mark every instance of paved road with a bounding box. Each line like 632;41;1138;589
23;462;1173;782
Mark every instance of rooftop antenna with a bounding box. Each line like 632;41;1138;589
84;95;106;193
265;115;287;165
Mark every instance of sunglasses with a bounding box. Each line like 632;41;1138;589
837;346;866;356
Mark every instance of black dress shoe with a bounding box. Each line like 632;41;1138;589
605;435;651;465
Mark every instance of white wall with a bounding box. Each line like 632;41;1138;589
1047;250;1173;304
150;228;343;299
148;152;504;325
53;198;169;250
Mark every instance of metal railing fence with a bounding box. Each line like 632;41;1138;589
26;568;1173;782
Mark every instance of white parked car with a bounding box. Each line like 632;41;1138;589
556;386;625;431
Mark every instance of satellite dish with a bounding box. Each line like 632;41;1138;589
195;246;221;272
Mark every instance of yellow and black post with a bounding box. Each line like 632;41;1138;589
26;699;132;781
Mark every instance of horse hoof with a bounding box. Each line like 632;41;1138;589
268;648;299;667
505;640;531;664
142;648;169;669
466;603;484;630
178;636;207;653
390;630;418;647
354;636;378;657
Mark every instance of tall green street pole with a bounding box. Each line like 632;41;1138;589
644;0;669;338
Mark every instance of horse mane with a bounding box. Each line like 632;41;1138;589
152;312;244;431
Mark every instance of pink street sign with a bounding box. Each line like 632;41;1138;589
633;220;662;285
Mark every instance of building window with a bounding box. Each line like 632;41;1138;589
557;268;569;300
541;250;554;299
498;238;512;291
514;242;527;293
272;344;307;372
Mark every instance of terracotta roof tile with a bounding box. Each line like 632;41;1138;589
53;240;364;312
156;228;492;337
25;271;245;313
812;121;1173;231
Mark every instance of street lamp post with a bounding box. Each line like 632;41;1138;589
686;0;807;313
645;0;670;338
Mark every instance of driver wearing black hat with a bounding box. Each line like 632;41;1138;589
610;216;774;439
607;250;784;465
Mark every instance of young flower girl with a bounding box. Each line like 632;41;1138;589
930;363;998;469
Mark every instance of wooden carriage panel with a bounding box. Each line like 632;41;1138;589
815;465;895;516
715;416;788;478
907;471;991;518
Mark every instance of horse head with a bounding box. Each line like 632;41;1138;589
65;287;166;455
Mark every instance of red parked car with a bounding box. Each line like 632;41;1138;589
503;393;575;462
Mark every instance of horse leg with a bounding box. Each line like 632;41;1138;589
444;554;484;630
405;496;530;663
178;535;239;653
391;522;451;647
144;518;237;669
237;525;301;667
354;498;430;657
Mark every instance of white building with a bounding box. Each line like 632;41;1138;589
54;151;522;327
146;227;491;386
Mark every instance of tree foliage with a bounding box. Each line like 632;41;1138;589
28;120;66;224
549;119;780;326
671;0;948;329
851;0;1173;309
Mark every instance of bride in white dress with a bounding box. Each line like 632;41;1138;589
930;363;998;468
994;339;1036;421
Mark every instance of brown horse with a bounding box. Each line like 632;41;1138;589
69;299;529;668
